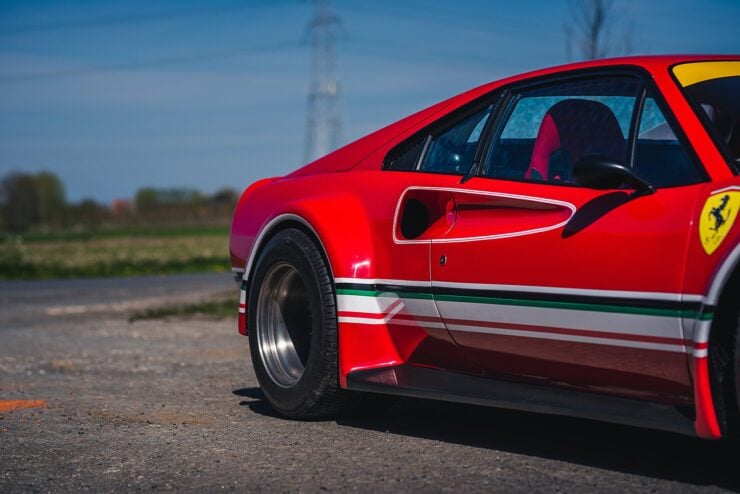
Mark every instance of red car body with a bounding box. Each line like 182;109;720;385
230;55;740;439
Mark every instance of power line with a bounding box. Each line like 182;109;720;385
0;41;299;84
303;0;342;163
0;0;299;36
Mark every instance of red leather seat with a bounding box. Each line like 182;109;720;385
525;99;627;182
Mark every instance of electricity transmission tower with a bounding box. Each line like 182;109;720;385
303;0;342;163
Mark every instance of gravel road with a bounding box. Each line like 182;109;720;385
1;273;739;492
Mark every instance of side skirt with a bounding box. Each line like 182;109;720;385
346;364;696;437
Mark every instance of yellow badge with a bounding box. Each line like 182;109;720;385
699;190;740;255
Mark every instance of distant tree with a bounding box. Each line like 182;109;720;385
159;188;201;206
0;171;68;232
564;0;634;61
0;172;38;232
68;198;107;229
134;187;158;213
211;188;238;205
208;188;239;218
33;171;66;227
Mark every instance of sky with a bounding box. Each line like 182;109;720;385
1;0;739;203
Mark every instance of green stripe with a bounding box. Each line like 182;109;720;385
336;288;710;320
337;288;433;300
697;311;714;321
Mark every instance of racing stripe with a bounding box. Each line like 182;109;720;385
337;293;445;329
335;280;713;356
434;299;682;339
334;277;704;303
338;287;707;320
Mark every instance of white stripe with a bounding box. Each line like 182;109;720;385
338;292;685;340
447;323;686;353
338;316;386;325
434;280;703;303
335;277;703;303
238;308;246;314
690;319;714;350
711;185;740;194
435;299;683;339
335;277;432;287
337;293;443;328
337;293;694;353
338;316;445;329
705;242;740;305
693;349;709;358
337;294;440;318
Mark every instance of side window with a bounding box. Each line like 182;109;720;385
385;105;492;174
419;107;491;174
633;98;700;186
384;137;425;171
485;77;641;184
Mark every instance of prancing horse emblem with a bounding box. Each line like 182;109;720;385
699;190;739;255
709;194;731;234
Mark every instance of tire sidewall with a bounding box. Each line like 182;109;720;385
247;229;337;415
736;313;740;416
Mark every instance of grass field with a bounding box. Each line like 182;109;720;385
129;294;235;321
0;227;230;279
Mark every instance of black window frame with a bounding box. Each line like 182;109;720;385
382;66;709;188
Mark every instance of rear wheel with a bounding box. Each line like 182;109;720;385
709;272;740;439
735;309;740;419
248;228;390;418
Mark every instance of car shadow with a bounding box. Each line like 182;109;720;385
233;387;740;489
233;387;284;418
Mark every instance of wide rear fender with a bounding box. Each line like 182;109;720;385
231;174;378;283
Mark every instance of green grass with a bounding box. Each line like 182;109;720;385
129;296;235;321
4;225;230;243
0;227;231;280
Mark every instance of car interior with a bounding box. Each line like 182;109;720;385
488;95;701;188
386;75;715;188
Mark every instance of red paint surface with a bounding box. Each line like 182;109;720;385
231;55;740;437
693;356;722;439
238;304;247;336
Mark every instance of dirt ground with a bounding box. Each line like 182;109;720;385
1;273;739;492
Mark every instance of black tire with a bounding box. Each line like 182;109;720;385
710;273;740;439
248;228;393;418
735;308;740;419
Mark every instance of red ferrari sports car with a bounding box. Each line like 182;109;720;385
230;55;740;440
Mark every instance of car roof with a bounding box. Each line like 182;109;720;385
292;54;739;178
473;54;740;94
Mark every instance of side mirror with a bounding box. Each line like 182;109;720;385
573;155;655;198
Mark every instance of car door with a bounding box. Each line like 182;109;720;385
426;72;708;404
360;101;501;375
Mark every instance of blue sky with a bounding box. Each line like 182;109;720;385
1;0;739;202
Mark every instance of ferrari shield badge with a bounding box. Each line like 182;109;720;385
699;190;739;255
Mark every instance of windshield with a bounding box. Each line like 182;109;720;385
673;61;740;171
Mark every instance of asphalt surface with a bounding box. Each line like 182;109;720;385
1;273;740;493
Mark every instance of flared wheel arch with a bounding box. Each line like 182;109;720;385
242;214;336;289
